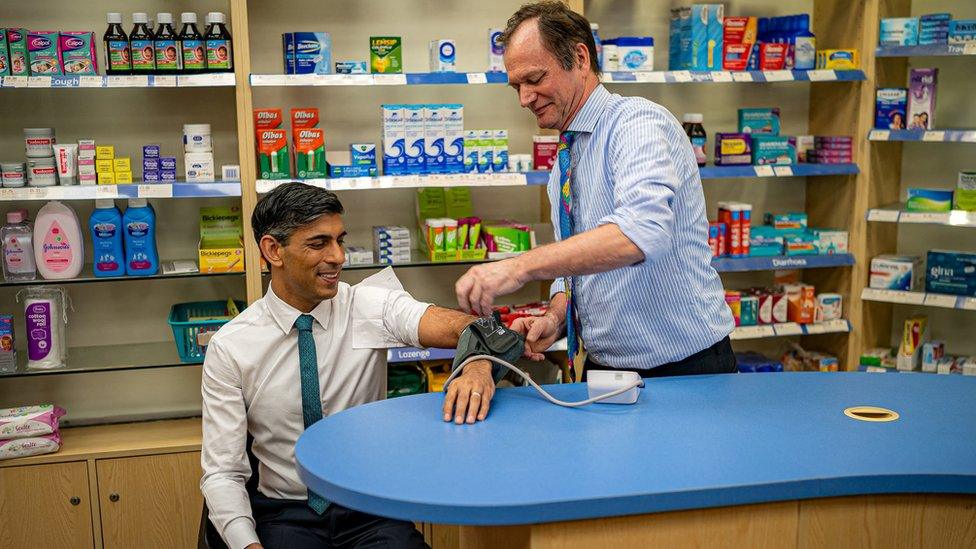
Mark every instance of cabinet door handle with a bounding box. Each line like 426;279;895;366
70;496;81;506
109;493;120;502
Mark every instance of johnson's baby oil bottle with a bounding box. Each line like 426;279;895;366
2;209;37;282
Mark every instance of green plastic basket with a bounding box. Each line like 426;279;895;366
167;300;245;363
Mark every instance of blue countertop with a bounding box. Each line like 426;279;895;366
296;372;976;525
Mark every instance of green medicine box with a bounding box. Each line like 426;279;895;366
370;36;402;74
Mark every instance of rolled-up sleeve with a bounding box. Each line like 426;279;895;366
599;107;681;263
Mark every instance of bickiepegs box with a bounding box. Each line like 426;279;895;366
370;36;402;74
875;88;908;130
925;250;976;297
907;68;937;130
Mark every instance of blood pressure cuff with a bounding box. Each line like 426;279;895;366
451;313;525;384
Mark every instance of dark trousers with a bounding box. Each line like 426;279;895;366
582;337;737;380
252;491;429;549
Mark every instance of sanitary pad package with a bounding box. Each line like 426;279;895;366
0;432;62;460
0;404;65;439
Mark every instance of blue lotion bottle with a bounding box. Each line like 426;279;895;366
90;199;126;277
123;198;159;276
793;14;816;70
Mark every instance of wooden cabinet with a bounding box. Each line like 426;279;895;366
96;451;203;549
0;461;94;549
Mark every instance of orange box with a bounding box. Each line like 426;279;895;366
785;284;816;324
254;108;283;130
291;107;320;129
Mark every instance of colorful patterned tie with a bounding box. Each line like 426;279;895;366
557;131;580;380
294;314;329;514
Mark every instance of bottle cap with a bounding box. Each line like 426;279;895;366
156;13;173;25
6;210;26;224
181;12;197;24
683;113;703;124
128;198;148;208
95;199;116;209
208;12;226;24
132;13;149;24
590;23;599;30
107;12;123;24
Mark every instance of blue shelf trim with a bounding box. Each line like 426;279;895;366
712;254;854;272
403;72;509;85
876;44;976;57
868;129;976;143
0;74;235;88
604;69;865;83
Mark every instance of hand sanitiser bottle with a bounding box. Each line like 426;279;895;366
123;198;159;276
2;209;37;282
34;201;84;280
89;199;125;277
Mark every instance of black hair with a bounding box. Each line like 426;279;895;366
500;1;599;75
251;183;344;248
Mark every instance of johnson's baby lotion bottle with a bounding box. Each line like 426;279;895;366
34;201;84;280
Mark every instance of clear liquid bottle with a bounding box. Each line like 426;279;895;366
129;12;156;74
153;13;182;74
179;12;207;74
2;209;37;282
103;12;131;75
204;12;233;73
682;113;707;167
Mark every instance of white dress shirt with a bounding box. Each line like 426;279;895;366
200;268;431;549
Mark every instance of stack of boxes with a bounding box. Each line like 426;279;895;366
184;124;215;183
725;283;840;327
373;226;411;265
95;145;133;184
710;207;849;259
463;129;508;174
879;14;975;46
142;145;177;183
712;202;752;257
254;108;289;180
669;4;723;71
381;104;470;176
77;139;96;185
291;108;325;179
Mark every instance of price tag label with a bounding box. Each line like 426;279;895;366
867;209;900;222
869;130;890;141
731;72;755;82
965;42;976;56
153;75;177;87
823;319;850;333
249;74;286;87
763;70;794;82
138;184;173;198
79;76;104;88
805;322;828;334
923;293;957;308
95;185;119;198
328;180;354;191
731;325;774;340
710;71;733;82
210;73;235;86
671;70;693;82
0;188;21;200
880;290;925;304
129;75;150;87
774;323;803;336
288;74;317;86
634;72;666;83
900;211;949;224
466;73;488;84
255;180;275;193
753;166;775;177
374;74;407;85
865;366;888;373
379;176;397;188
806;70;836;81
3;76;27;88
346;74;373;85
773;166;794;177
923;131;946;142
27;76;51;88
26;187;50;200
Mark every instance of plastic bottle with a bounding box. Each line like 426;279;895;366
123;198;159;276
682;113;707;167
204;12;233;73
34;201;85;280
153;13;181;74
89;199;126;277
103;12;131;75
129;12;156;74
590;23;603;71
793;14;817;70
179;12;207;74
2;209;37;282
783;16;796;69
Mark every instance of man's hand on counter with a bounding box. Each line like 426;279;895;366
442;360;496;424
511;314;562;361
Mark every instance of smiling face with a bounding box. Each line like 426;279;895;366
264;213;346;312
504;19;594;131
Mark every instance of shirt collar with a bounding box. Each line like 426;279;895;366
265;284;333;335
566;84;610;134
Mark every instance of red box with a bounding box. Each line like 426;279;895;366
723;43;752;71
724;16;757;44
759;43;788;70
532;136;559;170
717;205;741;257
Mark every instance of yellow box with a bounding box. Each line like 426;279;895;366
98;172;116;185
96;159;115;173
114;171;133;184
198;240;245;273
95;145;115;160
113;158;131;172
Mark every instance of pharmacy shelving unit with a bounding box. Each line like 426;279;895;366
852;0;976;369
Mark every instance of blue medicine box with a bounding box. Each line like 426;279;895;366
926;250;976;297
292;32;332;75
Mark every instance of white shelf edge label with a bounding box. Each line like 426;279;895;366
961;298;976;311
773;166;794;177
923;131;946;142
634;72;666;83
710;71;733;82
374;74;407;85
807;69;836;81
153;75;177;87
466;73;488;84
27;76;51;88
869;130;890;141
138;184;173;198
4;76;28;87
95;185;119;198
774;322;803;336
763;70;794;81
965;42;976;56
866;209;900;222
923;294;957;308
731;72;754;82
79;76;103;88
900;212;949;224
671;70;693;82
753;166;775;177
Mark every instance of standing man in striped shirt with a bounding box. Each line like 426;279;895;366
455;1;736;379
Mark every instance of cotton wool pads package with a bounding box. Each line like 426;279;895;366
17;286;70;370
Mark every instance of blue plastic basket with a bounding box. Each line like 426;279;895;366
167;300;246;363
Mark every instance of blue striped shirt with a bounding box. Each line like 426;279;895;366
548;85;734;369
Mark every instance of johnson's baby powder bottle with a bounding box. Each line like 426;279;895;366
89;199;126;277
33;201;84;280
123;198;159;276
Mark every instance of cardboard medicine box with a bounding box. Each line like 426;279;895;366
199;206;245;273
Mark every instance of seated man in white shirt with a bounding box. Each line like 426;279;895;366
201;183;497;549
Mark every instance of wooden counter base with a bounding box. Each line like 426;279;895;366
458;494;976;549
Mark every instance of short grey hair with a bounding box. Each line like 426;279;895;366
499;1;599;74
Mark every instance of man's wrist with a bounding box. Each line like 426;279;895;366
462;360;493;377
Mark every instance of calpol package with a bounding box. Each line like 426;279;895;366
0;404;66;439
58;32;98;75
0;432;62;460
